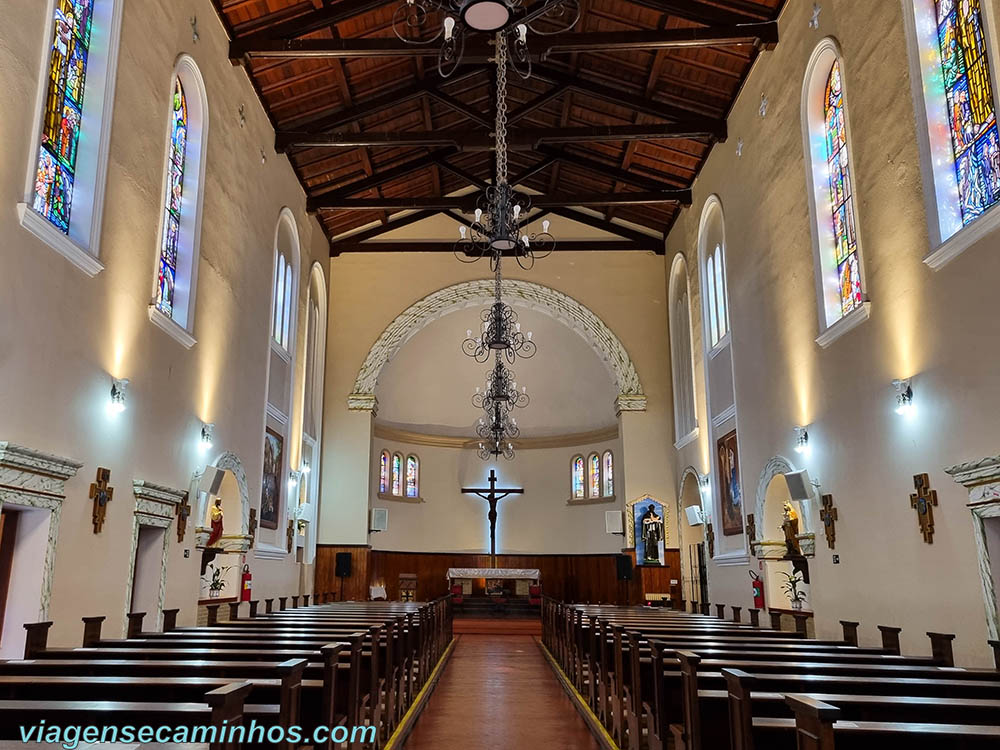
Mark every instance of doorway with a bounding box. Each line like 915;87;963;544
131;526;166;616
0;505;52;658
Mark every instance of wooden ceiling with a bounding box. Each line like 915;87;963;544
213;0;784;254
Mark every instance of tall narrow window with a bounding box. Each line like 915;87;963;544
602;451;614;497
156;77;187;317
379;450;390;495
33;0;95;234
669;255;698;443
704;244;729;349
406;456;419;498
391;453;403;496
572;456;585;499
803;40;869;343
823;60;863;317
588;453;601;498
936;0;999;223
272;251;294;350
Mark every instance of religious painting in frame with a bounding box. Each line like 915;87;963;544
717;429;744;536
625;494;667;566
260;427;283;530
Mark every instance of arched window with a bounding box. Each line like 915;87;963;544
704;243;729;349
905;0;1000;265
21;0;124;274
150;57;208;346
803;40;869;344
270;209;298;353
379;450;390;495
588;453;601;498
572;456;585;499
602;451;614;497
391;453;403;497
668;255;698;444
406;455;419;498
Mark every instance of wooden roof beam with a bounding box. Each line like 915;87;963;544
331;240;662;256
309;147;457;198
537;145;687;190
230;23;779;61
308;191;691;211
278;121;726;151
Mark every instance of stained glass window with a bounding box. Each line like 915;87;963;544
822;60;863;316
391;453;402;496
379;451;389;494
588;454;600;498
156;77;188;317
935;0;1000;223
33;0;95;233
572;456;584;499
603;451;614;497
406;456;419;498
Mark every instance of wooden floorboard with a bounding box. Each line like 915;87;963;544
403;634;603;749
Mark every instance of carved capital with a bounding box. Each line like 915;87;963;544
615;394;648;414
347;393;378;414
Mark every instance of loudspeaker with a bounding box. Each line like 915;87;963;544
784;469;814;501
335;552;352;578
615;554;633;581
605;510;624;535
198;467;226;496
685;505;704;526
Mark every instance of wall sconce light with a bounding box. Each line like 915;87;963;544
200;422;215;451
109;377;129;414
697;474;710;500
893;379;914;416
287;470;300;491
793;426;810;455
301;460;311;475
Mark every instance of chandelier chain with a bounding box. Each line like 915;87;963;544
495;32;509;187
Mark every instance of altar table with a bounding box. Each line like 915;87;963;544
446;568;540;581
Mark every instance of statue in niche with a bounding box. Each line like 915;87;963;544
781;501;801;557
641;504;665;565
206;496;224;547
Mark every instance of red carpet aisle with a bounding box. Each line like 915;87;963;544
404;635;602;749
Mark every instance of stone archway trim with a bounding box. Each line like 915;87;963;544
348;279;645;411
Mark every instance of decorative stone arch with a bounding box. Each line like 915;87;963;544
754;455;814;542
349;279;645;412
190;451;253;554
676;465;706;553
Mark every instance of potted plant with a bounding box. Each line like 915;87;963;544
203;563;232;599
778;570;807;610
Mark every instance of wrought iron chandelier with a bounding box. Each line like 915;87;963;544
455;34;555;269
462;267;536;363
393;0;580;79
474;355;527;460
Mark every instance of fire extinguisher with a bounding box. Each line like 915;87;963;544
240;565;252;603
749;570;765;610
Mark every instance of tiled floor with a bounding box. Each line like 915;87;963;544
404;635;601;750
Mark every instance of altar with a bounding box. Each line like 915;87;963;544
447;568;540;597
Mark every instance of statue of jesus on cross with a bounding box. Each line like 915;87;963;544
461;469;524;567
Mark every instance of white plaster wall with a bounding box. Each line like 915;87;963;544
370;437;625;554
321;251;676;551
666;0;1000;666
0;0;326;646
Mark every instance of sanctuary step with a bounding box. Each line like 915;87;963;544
453;618;543;636
452;596;540;620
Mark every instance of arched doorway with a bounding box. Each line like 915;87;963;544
676;467;709;607
191;452;252;603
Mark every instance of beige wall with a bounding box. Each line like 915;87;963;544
667;0;1000;665
0;0;325;647
370;436;625;555
321;251;677;552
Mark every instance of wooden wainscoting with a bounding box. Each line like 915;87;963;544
314;546;681;605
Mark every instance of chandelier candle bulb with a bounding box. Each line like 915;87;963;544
444;16;455;40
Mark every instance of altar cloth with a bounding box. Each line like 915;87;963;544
446;568;541;580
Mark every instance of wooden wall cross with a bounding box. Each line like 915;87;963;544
819;494;838;549
89;467;114;534
746;514;757;555
705;521;715;558
286;519;295;553
176;492;191;543
910;473;938;544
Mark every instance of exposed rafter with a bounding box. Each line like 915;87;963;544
331;240;663;256
278;121;726;151
230;24;779;61
308;191;692;212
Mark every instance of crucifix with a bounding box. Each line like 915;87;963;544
910;473;938;544
461;469;524;566
89;467;114;534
